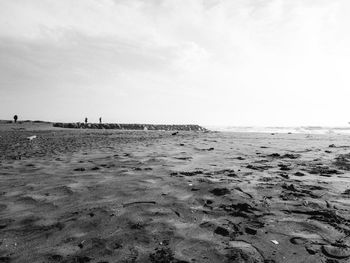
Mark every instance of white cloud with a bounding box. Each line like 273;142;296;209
1;0;350;125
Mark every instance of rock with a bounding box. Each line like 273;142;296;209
53;123;208;131
294;172;305;177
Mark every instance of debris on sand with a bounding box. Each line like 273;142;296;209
271;240;279;245
342;189;350;196
234;187;253;198
267;153;300;159
245;227;257;235
220;203;259;218
333;153;350;170
123;201;157;207
308;166;342;176
268;153;281;157
282;184;297;192
149;246;174;263
282;153;300;159
179;170;203;176
27;135;37;141
246;164;273;171
214;226;230;236
74;167;86;171
197;147;214;151
278;163;291;171
175;156;192;161
278;173;289;179
210;188;231;196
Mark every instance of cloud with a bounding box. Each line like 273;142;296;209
1;0;350;125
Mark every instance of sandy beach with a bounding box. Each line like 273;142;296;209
0;122;350;263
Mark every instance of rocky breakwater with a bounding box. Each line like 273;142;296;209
52;122;208;131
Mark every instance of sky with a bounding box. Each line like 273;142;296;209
1;0;350;126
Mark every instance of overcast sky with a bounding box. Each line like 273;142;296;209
1;0;350;126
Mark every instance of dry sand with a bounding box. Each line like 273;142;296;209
0;122;350;263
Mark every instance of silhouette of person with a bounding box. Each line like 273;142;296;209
99;117;102;124
13;115;18;123
85;117;88;124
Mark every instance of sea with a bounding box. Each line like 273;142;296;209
205;126;350;135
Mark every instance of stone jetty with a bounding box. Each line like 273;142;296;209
52;122;207;131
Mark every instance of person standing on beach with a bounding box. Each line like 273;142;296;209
13;115;18;123
85;117;88;124
99;117;102;124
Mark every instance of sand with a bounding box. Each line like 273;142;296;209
0;122;350;263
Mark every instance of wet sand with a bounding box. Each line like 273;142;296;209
0;123;350;263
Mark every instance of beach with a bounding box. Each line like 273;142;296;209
0;122;350;263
